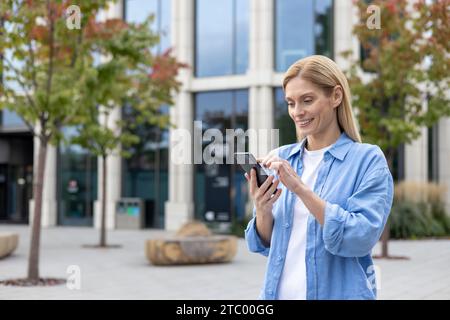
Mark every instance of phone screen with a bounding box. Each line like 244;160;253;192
234;152;270;187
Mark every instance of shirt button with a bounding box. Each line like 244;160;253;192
278;255;283;261
268;290;273;295
284;223;290;228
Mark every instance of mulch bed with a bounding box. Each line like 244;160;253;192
0;278;66;287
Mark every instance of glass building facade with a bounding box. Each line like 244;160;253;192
275;0;333;72
6;0;440;231
274;88;298;146
195;0;249;77
194;90;249;223
122;0;171;228
57;127;97;226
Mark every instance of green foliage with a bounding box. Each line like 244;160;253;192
230;215;252;238
343;0;450;153
389;201;450;239
0;0;186;153
0;0;112;143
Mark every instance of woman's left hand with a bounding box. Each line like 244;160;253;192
259;155;304;195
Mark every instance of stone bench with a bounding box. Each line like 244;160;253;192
146;222;238;265
0;232;19;259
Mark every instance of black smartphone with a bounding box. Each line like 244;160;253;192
234;152;272;188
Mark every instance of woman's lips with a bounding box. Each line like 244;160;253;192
297;118;314;127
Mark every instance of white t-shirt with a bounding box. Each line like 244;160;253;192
277;144;332;300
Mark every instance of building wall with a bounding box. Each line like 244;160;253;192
26;0;450;229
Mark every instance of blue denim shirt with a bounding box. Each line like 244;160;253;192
245;132;394;300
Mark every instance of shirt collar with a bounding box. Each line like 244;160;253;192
287;132;354;161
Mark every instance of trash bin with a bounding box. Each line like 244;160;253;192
116;198;144;229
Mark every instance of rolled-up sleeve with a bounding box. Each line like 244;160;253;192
322;167;394;257
245;207;270;257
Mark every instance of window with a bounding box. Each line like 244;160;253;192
58;127;97;226
121;104;169;229
123;0;172;228
428;123;439;182
274;88;297;146
0;109;25;128
124;0;171;54
194;90;249;223
195;0;249;77
275;0;333;72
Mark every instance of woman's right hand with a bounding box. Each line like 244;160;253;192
245;168;282;216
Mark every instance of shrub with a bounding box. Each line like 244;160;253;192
389;181;450;239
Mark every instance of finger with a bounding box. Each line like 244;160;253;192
262;155;276;168
265;156;283;168
268;161;282;173
268;188;282;204
256;175;275;199
262;179;280;202
249;168;258;195
244;172;249;181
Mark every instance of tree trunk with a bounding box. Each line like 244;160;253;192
99;155;107;247
27;139;48;281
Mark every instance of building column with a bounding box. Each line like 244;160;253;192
164;0;195;231
438;117;450;214
93;1;123;230
248;0;274;158
29;137;57;227
404;127;428;183
334;1;359;70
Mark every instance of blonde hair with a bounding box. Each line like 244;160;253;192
282;55;362;143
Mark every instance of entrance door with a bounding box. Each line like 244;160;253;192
194;90;249;225
0;135;33;224
0;165;7;220
0;164;32;223
57;128;97;226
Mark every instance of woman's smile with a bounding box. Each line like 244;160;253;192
296;118;315;127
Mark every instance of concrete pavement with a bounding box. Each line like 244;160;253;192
0;225;449;300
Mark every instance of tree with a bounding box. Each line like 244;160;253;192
0;0;186;283
343;0;449;258
71;41;186;246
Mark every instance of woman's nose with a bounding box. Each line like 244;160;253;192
293;104;306;117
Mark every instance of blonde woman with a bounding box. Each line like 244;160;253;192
245;55;394;300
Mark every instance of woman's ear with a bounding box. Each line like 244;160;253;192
332;85;343;109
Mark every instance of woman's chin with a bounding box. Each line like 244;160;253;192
296;126;315;137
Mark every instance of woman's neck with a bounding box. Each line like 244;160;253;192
306;123;341;151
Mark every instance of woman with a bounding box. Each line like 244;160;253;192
244;55;394;300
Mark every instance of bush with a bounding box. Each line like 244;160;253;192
389;201;450;239
230;216;252;238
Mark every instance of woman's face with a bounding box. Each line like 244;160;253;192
285;77;341;138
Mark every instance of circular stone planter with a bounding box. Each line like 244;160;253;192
0;232;19;259
146;235;238;265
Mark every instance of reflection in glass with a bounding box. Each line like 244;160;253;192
1;109;25;128
274;88;297;146
275;0;333;72
58;127;97;226
124;0;171;54
195;0;249;77
121;104;169;228
194;90;249;224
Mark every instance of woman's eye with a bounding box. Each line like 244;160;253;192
304;99;313;104
287;102;294;107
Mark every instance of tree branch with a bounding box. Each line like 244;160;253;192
45;0;55;110
26;37;38;91
2;56;40;118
